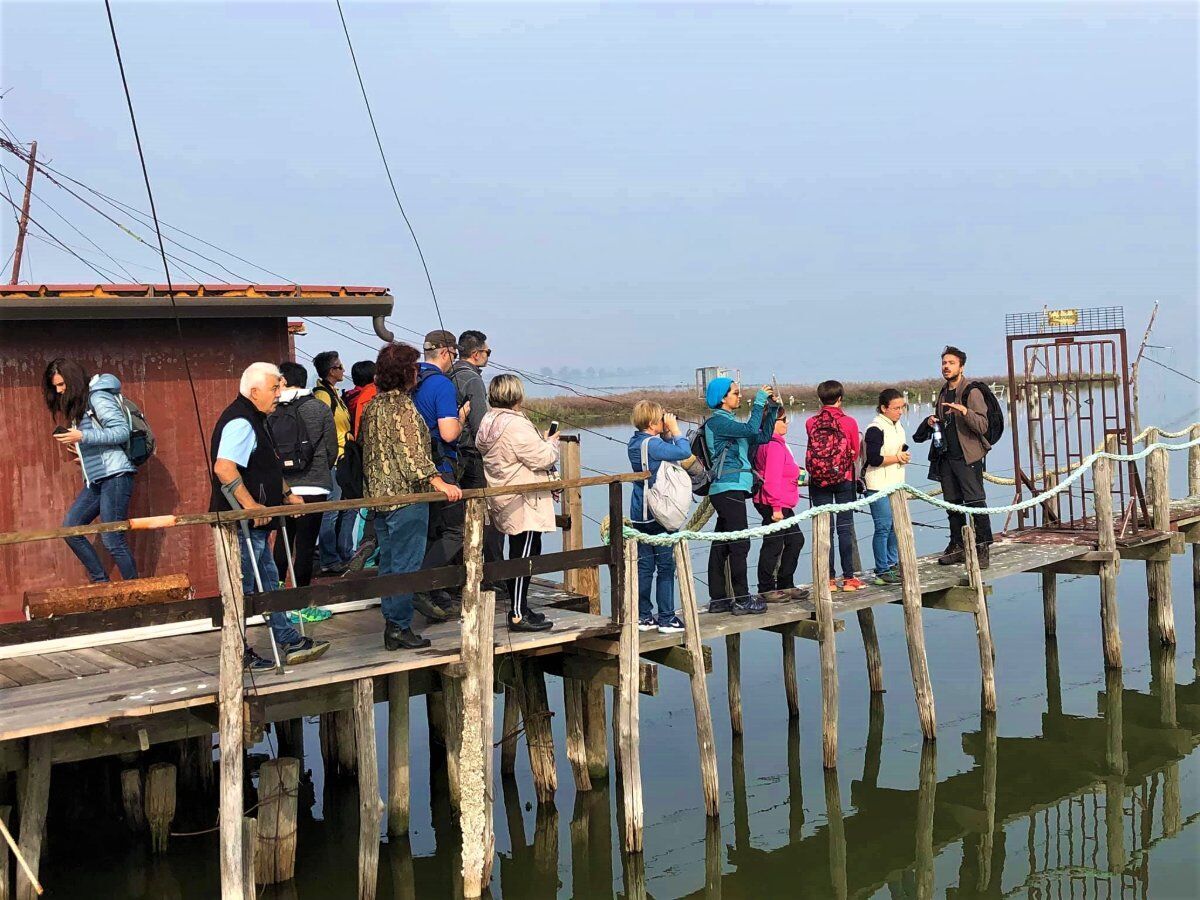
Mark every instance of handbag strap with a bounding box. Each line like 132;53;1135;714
639;437;650;520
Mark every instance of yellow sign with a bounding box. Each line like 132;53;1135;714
1046;309;1079;327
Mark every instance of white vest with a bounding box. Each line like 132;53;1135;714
864;414;907;491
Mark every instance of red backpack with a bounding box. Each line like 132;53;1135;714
805;409;855;488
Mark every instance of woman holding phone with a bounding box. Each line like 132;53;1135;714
43;358;139;583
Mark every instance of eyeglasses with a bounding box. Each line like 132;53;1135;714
331;364;345;371
482;348;493;357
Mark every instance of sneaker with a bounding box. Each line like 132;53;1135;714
243;647;275;671
524;608;549;626
785;587;811;601
281;637;330;666
384;623;431;651
414;593;451;623
657;614;686;634
508;612;553;632
828;579;841;593
287;606;333;625
761;589;792;603
977;545;991;570
319;561;350;577
731;597;767;616
435;590;462;617
874;571;902;586
841;577;867;592
638;615;658;632
707;599;733;614
937;544;965;566
346;539;378;573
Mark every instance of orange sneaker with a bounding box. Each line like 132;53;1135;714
828;579;841;593
842;577;866;591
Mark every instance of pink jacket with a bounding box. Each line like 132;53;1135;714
475;408;560;535
754;434;800;512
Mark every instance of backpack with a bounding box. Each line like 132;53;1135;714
337;435;365;500
90;390;155;466
639;438;693;531
414;366;460;476
965;381;1006;447
805;409;855;488
687;419;724;496
269;396;315;475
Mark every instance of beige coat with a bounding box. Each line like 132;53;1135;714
475;408;560;535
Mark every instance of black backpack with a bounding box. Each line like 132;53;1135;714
965;381;1005;447
686;418;729;497
269;396;316;475
337;436;365;500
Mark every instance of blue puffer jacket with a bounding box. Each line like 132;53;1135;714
705;388;778;495
77;374;135;486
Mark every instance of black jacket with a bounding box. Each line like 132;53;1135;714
209;394;285;519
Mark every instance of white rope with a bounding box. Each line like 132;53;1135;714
622;432;1200;546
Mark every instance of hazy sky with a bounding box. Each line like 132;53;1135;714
1;2;1196;398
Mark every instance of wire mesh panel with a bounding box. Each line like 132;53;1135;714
1005;307;1125;337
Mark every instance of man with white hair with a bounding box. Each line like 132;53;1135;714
210;362;331;670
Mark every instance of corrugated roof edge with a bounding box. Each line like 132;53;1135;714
0;284;389;297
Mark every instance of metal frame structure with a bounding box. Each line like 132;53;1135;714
1004;307;1144;535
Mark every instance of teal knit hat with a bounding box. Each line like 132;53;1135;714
705;376;734;409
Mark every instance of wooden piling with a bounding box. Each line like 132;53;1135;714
15;735;50;900
782;632;800;718
241;817;257;900
915;740;937;900
351;678;382;900
1190;424;1200;592
1040;573;1057;638
386;673;410;837
674;541;720;818
812;512;839;768
616;537;644;853
516;658;558;806
787;718;804;842
499;687;520;778
0;806;10;900
335;709;358;777
725;635;744;736
145;762;177;854
889;493;937;741
856;609;885;694
704;815;722;899
1094;456;1123;668
978;712;997;892
563;679;592;793
120;768;145;833
1104;667;1127;870
1144;428;1176;644
255;758;299;884
963;522;997;713
213;523;247;900
441;673;464;811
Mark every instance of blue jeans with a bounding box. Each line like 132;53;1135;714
240;527;302;646
376;504;430;630
63;473;139;582
809;481;856;579
319;466;355;567
634;520;676;620
866;490;898;574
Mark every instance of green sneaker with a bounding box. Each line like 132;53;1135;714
287;606;333;624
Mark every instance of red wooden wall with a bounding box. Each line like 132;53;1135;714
0;318;289;623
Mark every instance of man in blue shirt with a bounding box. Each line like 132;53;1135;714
412;330;470;620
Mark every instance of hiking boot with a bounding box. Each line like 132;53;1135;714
874;570;903;586
508;612;553;632
707;599;733;614
281;637;331;666
346;538;378;573
657;614;686;634
937;545;965;566
243;647;276;671
731;596;767;616
414;593;451;623
761;589;792;603
384;623;432;650
842;577;867;591
434;590;462;617
638;615;658;632
977;545;991;570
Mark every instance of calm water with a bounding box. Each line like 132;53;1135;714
45;406;1200;898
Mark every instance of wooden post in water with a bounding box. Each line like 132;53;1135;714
1144;428;1176;644
615;532;644;853
915;741;937;900
812;512;839;768
15;735;50;900
516;659;558;805
890;493;937;741
255;758;299;884
1103;667;1127;870
782;632;800;717
1094;456;1123;668
441;674;464;811
145;762;177;854
726;635;744;736
1041;573;1057;638
351;678;382;900
213;523;247;900
822;769;847;900
674;541;720;818
963;522;997;713
459;498;496;897
499;688;520;778
977;712;997;893
857;609;885;694
120;768;145;833
241;817;257;900
562;678;591;793
1190;424;1200;591
386;673;410;837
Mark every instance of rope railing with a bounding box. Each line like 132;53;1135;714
622;430;1200;547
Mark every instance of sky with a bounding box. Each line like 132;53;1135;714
1;1;1196;400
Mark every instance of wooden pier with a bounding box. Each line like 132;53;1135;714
0;433;1197;898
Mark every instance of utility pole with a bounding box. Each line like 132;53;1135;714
9;140;36;284
1130;301;1159;434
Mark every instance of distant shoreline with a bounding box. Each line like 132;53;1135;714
525;376;1005;427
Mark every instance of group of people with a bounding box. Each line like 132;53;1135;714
43;339;996;667
628;345;997;623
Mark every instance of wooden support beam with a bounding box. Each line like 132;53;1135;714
765;618;846;640
726;635;744;736
812;513;839;769
915;741;937;900
916;584;992;614
639;643;712;676
616;537;644;852
214;524;246;900
241;817;257;900
549;653;659;696
963;522;997;714
857;609;884;694
1117;536;1175;561
351;678;382;900
255;758;299;884
145;762;177;854
1041;572;1057;638
14;735;49;900
516;658;558;805
1094;457;1123;668
120;768;145;833
499;688;519;778
441;674;464;812
890;493;936;741
0;805;11;900
563;678;592;793
674;541;720;818
978;712;997;891
782;632;799;718
386;673;410;837
1145;432;1176;644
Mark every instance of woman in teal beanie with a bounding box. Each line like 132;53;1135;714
703;377;779;614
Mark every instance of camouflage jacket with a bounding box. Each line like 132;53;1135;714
360;389;440;511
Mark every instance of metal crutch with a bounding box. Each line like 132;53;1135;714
222;484;285;673
276;513;306;638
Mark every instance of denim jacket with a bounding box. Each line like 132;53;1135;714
705;388;777;495
78;374;135;486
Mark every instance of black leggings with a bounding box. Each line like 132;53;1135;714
754;504;805;592
272;496;323;587
708;490;750;602
507;531;543;619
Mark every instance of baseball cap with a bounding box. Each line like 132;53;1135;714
422;330;458;351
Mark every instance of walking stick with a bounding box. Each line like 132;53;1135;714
221;484;284;673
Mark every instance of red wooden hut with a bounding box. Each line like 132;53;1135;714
0;283;394;623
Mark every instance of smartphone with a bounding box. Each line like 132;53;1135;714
547;421;560;437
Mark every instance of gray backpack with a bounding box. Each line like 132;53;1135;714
639;439;692;532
